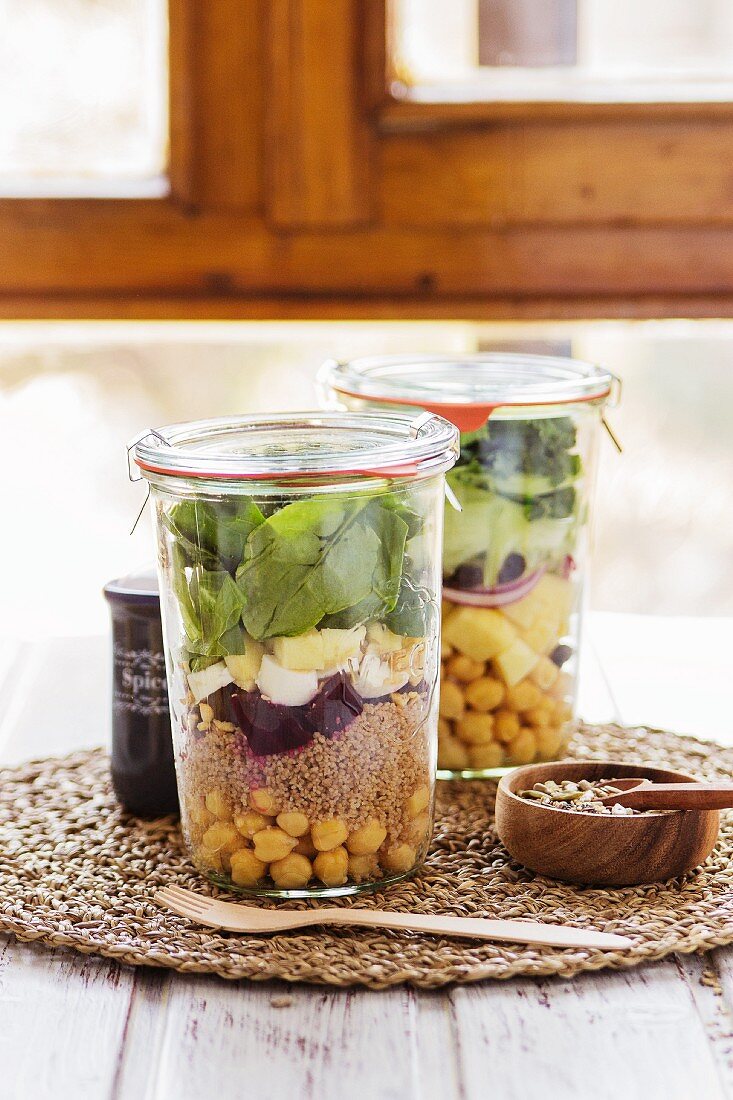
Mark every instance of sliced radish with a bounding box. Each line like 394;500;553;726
444;567;545;608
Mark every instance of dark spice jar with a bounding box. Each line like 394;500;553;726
104;570;179;817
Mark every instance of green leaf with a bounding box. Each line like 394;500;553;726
164;500;264;571
237;496;409;639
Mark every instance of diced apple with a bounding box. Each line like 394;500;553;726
256;655;318;706
493;639;540;688
188;661;235;703
520;616;560;657
500;591;542;631
442;606;517;662
533;574;574;622
321;625;366;667
272;630;325;672
225;640;265;691
365;622;403;653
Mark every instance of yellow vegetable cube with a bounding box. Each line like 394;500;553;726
311;818;348;852
493;639;539;687
530;656;560;691
534;573;574;621
346;820;387;855
520;617;560;656
272;630;325;671
442;607;517;662
230;848;267;887
313;846;349;887
500;591;541;631
225;640;265;690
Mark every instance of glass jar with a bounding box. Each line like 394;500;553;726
133;411;458;896
319;354;617;779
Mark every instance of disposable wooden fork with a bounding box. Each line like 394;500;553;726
155;885;632;949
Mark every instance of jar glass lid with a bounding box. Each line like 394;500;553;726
320;353;615;409
132;411;459;483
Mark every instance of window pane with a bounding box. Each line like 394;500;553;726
0;319;729;640
0;0;168;195
394;0;733;98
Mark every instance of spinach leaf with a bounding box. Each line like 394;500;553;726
175;566;246;660
237;496;409;639
164;500;264;572
383;573;429;637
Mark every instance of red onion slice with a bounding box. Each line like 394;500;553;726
444;566;545;608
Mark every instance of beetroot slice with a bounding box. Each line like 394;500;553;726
230;672;364;757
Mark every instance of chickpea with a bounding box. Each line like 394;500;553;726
468;743;504;770
253;826;298;863
197;845;223;873
553;700;574;724
535;724;565;759
313;846;349;887
456;712;495;746
269;853;313;889
493;709;521;743
438;681;465;721
523;704;554;729
505;681;543;713
205;789;232;821
405;811;430;847
447;654;484;683
405;785;430;819
234;810;271;839
276;812;310;838
438;734;470;770
189;800;215;828
202;821;241;853
230;848;267;887
311;818;348;852
438;717;452;739
294;833;317;859
507;727;538;765
381;844;417;874
249;788;280;816
199;702;214;725
464;676;505;713
346;819;387;855
348;853;380;884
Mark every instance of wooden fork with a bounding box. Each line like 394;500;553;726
155;885;632;949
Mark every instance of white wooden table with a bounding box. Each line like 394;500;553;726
1;613;732;1100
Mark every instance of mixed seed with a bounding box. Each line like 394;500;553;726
517;778;639;816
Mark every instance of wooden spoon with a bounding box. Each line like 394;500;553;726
600;781;733;811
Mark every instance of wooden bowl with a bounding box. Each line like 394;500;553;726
495;760;720;886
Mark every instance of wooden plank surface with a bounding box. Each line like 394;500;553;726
0;617;731;1100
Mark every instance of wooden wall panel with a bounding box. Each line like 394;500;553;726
266;0;374;227
381;122;733;226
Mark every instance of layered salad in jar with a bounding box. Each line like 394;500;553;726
438;413;580;774
159;484;439;895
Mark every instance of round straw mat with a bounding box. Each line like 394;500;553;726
1;723;733;989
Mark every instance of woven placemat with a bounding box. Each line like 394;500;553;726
1;723;733;989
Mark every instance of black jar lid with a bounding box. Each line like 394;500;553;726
104;568;160;606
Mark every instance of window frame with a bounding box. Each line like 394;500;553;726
1;0;733;321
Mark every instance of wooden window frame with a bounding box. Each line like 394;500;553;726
2;0;733;321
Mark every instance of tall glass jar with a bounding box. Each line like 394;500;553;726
133;412;458;897
319;355;617;779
